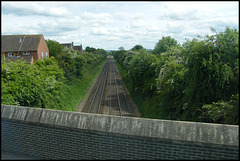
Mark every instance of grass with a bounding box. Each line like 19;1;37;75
58;59;107;111
114;60;145;115
114;59;163;119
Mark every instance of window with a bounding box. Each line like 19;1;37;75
8;53;14;57
45;52;48;57
41;52;43;60
23;52;30;55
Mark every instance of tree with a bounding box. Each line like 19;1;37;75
153;36;179;54
94;48;107;55
1;57;66;109
45;39;63;57
181;27;239;121
118;46;125;51
127;49;158;94
85;46;96;53
131;45;143;51
56;50;75;81
209;27;239;69
113;27;238;124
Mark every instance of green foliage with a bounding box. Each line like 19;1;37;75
2;41;108;111
114;27;239;124
55;50;76;81
85;46;107;55
45;39;63;57
1;57;67;109
153;46;186;119
2;28;238;125
209;27;239;68
85;46;96;53
113;48;158;95
60;59;107;111
118;46;125;51
181;28;239;121
200;94;239;124
94;48;108;55
111;49;127;68
153;36;179;54
75;55;85;77
127;49;158;94
131;45;144;51
45;42;108;81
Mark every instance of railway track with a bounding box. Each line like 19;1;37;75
81;55;139;117
87;58;109;114
108;56;122;116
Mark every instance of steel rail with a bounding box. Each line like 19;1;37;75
109;57;111;115
97;60;109;114
113;59;122;116
88;59;109;113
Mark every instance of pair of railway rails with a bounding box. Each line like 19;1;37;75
82;55;135;117
87;56;122;116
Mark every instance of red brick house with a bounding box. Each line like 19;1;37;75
4;55;34;64
61;42;73;48
61;42;83;54
73;44;83;54
1;34;49;64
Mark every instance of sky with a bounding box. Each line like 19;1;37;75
1;1;239;50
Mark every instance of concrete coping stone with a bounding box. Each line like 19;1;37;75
1;104;239;146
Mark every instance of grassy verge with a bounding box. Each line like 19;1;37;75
115;59;163;119
58;59;107;111
114;60;145;115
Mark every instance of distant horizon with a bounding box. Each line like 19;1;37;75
1;33;154;51
105;48;153;51
2;1;238;50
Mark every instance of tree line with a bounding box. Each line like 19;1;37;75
112;27;239;125
1;40;107;110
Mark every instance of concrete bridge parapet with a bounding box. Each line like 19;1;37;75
1;104;239;160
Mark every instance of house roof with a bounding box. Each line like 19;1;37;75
73;45;82;51
61;42;83;52
61;43;73;48
4;55;34;64
1;34;43;52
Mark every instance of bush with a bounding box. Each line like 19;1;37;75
200;94;239;124
1;42;108;110
1;57;67;109
113;27;238;124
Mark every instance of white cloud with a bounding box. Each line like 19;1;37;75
1;1;238;50
146;25;160;34
2;2;71;17
90;27;110;35
81;11;111;19
114;12;130;21
80;11;113;27
114;12;143;21
129;19;145;28
165;22;185;33
132;12;144;19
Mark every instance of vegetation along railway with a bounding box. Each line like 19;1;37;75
79;55;140;117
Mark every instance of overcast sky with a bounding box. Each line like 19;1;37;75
1;1;239;50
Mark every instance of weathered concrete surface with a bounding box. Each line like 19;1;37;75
1;151;39;160
25;108;43;123
1;104;239;146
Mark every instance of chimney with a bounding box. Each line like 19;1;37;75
72;42;74;47
19;37;22;44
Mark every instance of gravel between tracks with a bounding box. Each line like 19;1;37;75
79;56;140;117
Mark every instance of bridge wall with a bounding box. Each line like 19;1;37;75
1;104;239;160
